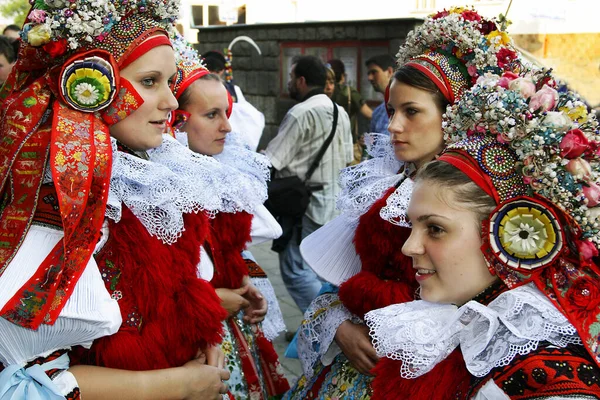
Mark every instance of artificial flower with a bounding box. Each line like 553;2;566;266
561;104;588;123
575;241;599;262
43;38;68;57
583;182;600;207
497;71;519;88
566;158;593;180
560;129;589;159
73;82;100;105
486;30;510;46
461;10;482;22
28;9;47;24
496;47;518;69
509;77;536;99
27;23;51;47
541;111;572;130
529;84;559;113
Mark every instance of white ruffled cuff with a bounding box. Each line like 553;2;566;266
250;277;286;341
297;292;362;378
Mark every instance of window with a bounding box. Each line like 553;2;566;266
280;41;389;102
190;3;246;27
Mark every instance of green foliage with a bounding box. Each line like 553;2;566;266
0;0;29;29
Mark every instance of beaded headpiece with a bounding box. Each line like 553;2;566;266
397;7;519;103
438;64;600;366
0;0;178;330
169;34;232;134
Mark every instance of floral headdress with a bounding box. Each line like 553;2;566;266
438;65;600;366
0;0;178;330
397;7;519;103
169;34;232;134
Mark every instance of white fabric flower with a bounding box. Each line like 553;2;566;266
73;82;100;105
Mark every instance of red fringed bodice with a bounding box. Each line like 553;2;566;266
206;211;253;289
338;186;417;318
82;207;227;370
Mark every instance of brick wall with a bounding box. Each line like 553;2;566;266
196;19;419;150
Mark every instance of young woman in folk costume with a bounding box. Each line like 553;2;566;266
162;36;290;399
287;8;522;399
0;1;231;399
366;63;600;399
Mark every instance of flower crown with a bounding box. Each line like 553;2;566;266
171;33;208;99
443;67;600;257
21;0;179;58
398;7;519;83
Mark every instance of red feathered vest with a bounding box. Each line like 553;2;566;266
81;207;227;370
206;211;253;290
338;186;471;400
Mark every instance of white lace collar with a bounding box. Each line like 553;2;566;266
365;283;581;379
106;134;269;244
336;133;404;226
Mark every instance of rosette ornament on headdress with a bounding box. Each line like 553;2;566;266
0;0;179;330
170;33;232;132
394;7;519;104
439;65;600;366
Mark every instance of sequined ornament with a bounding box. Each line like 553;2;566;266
60;53;117;112
171;33;209;99
488;197;564;270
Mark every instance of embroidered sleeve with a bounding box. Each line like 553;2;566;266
296;291;362;379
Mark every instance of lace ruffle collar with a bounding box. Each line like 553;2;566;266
365;283;581;379
106;134;270;244
336;133;404;225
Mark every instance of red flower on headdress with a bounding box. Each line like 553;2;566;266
560;129;589;159
478;20;498;35
577;240;599;261
461;10;482;22
43;38;68;57
432;10;449;19
496;48;518;69
567;275;600;312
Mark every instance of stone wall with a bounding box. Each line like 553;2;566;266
195;19;419;150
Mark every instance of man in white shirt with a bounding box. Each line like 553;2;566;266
265;56;353;312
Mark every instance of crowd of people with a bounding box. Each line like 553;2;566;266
1;2;599;400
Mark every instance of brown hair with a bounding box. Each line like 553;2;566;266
177;72;222;109
415;160;497;228
393;65;450;113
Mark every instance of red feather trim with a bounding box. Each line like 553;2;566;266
85;208;227;370
207;211;253;289
372;350;471;400
339;187;417;318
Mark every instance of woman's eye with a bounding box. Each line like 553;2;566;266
406;108;418;116
206;111;217;119
386;107;395;116
141;77;155;87
427;225;444;237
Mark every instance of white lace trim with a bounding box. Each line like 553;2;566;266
336;133;403;227
297;292;362;379
365;283;581;379
250;277;286;342
379;177;414;228
106;134;269;244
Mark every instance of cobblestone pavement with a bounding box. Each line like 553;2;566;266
251;240;303;383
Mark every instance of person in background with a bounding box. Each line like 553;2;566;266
324;64;336;98
202;49;265;151
365;54;395;134
265;55;353;314
328;58;373;138
1;25;20;40
0;35;16;86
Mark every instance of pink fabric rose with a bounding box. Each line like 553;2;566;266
467;64;478;77
560;129;589;159
576;240;599;261
29;9;47;24
529;84;559;112
566;158;592;180
497;71;519;89
508;77;536;99
583;182;600;207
